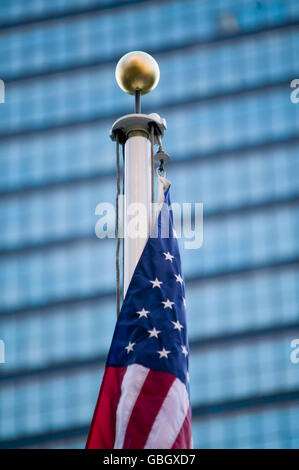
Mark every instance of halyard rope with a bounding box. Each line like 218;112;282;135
115;133;121;317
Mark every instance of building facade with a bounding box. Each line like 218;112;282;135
0;0;299;448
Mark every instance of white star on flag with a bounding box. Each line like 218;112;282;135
148;327;161;338
157;348;171;359
181;345;188;357
163;251;174;262
125;341;135;354
137;308;149;318
174;274;184;285
183;297;186;307
172;320;184;331
150;277;163;288
162;299;175;309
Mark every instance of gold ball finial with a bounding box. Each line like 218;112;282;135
115;51;160;96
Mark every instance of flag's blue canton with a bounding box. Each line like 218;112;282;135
107;188;189;387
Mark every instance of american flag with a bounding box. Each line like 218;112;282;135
86;186;192;449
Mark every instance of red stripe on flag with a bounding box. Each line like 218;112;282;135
86;366;127;449
123;370;176;449
171;406;192;449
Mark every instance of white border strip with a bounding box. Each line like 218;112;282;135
144;378;189;449
114;363;149;449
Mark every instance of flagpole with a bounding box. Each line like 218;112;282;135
110;51;167;297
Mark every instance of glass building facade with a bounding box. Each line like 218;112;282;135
0;0;299;448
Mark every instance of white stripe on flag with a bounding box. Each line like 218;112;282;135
144;378;189;449
114;364;149;449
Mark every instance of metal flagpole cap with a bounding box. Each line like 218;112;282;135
110;113;166;144
115;51;160;95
